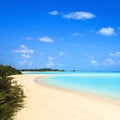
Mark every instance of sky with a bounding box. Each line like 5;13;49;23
0;0;120;71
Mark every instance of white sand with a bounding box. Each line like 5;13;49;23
14;74;120;120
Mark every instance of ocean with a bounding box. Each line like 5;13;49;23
23;72;120;100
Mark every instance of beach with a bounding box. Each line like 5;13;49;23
14;74;120;120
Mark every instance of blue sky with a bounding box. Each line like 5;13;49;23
0;0;120;70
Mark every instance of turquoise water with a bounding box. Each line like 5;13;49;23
23;72;120;100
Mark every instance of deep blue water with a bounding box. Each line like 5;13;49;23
23;72;120;100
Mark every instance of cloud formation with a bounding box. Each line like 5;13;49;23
18;60;33;66
48;11;59;16
98;27;115;36
59;52;65;56
45;55;65;68
13;45;34;54
46;56;55;68
105;58;115;65
90;59;98;65
39;36;54;43
21;54;31;58
63;11;95;20
110;51;120;57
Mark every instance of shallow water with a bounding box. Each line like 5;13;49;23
24;72;120;100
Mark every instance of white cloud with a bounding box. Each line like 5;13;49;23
46;56;55;68
48;56;54;60
18;60;33;66
71;32;79;37
39;36;54;43
45;53;65;67
57;62;64;67
18;60;34;66
90;60;98;65
98;27;115;36
46;62;55;68
110;51;120;57
63;11;95;20
105;58;115;65
18;60;27;65
21;54;31;58
13;45;34;54
46;55;65;68
48;10;59;16
59;52;65;56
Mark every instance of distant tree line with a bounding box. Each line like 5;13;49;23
0;65;25;120
20;68;65;72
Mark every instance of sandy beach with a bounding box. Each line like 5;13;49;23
14;74;120;120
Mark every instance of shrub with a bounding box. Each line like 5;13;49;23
0;65;25;120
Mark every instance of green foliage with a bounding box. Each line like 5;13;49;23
21;68;65;72
0;65;25;120
0;65;22;77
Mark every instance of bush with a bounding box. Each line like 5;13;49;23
0;65;25;120
0;65;22;77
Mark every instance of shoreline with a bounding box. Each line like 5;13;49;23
14;74;120;120
34;76;120;106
